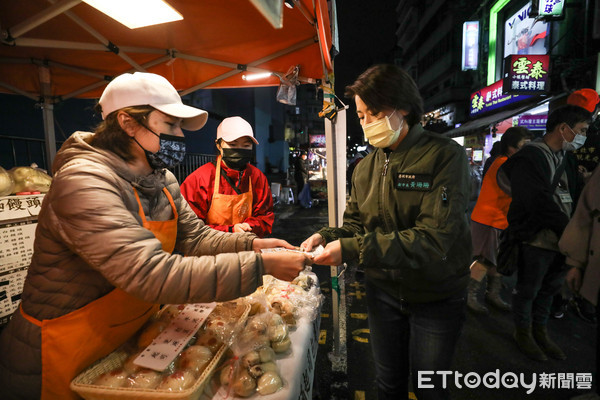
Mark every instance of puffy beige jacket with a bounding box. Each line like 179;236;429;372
559;166;600;306
0;131;263;399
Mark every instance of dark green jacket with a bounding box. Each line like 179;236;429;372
319;125;471;302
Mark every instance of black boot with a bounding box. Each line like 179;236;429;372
467;278;489;314
485;274;511;311
514;326;548;361
532;324;567;360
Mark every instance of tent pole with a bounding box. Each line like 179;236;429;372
38;65;57;173
41;100;57;174
4;0;81;40
13;38;107;51
59;8;145;71
180;70;242;95
0;81;38;100
292;0;315;25
324;98;347;366
61;55;171;100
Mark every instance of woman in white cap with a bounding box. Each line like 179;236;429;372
0;72;310;400
181;116;274;238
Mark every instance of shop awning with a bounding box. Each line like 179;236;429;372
444;96;557;138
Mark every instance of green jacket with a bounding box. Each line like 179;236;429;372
319;124;471;303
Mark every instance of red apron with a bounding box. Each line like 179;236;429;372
206;155;253;227
20;187;177;399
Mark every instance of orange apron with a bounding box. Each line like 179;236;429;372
20;187;177;400
206;155;253;227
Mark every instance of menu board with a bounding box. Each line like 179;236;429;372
0;195;44;326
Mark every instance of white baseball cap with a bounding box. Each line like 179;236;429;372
216;116;259;145
98;72;208;131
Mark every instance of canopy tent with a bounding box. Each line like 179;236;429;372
0;0;348;358
0;0;337;180
0;0;333;99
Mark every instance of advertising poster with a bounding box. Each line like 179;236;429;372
504;3;549;56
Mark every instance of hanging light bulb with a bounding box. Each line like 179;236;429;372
284;0;295;9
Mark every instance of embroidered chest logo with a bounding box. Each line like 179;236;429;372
395;173;432;191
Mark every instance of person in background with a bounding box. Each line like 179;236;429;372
568;88;599;117
294;150;309;199
482;140;502;177
570;89;600;181
499;105;592;362
550;88;600;320
559;166;600;400
565;88;600;204
180;116;274;238
467;126;531;314
301;64;471;400
0;73;310;400
466;160;483;219
347;148;369;196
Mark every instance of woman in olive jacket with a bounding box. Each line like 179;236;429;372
0;72;309;400
302;64;471;400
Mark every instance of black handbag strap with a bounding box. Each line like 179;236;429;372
550;155;568;192
221;166;243;195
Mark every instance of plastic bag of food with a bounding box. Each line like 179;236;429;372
0;166;14;196
261;272;324;325
91;300;248;392
9;164;52;193
216;309;286;397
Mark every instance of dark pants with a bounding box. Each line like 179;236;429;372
365;279;466;400
512;244;567;328
295;174;306;195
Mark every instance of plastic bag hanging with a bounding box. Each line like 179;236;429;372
276;65;300;105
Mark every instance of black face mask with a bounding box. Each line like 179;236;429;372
133;123;186;170
222;148;253;170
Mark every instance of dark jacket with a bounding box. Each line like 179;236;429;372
318;124;471;303
500;140;571;245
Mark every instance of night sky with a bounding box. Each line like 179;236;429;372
333;1;400;143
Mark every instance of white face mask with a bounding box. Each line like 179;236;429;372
562;125;587;152
362;110;404;148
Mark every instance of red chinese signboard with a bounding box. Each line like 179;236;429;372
503;54;550;94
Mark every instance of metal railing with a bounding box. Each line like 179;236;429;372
0;135;215;182
170;153;216;183
0;135;59;172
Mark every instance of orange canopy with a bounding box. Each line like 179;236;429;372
0;0;334;100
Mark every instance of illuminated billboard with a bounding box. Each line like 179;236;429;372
504;3;549;56
469;80;531;117
462;21;479;70
502;54;550;94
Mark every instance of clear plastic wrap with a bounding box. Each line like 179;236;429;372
261;272;324;324
81;299;249;394
0;166;15;196
9;164;52;193
214;303;287;398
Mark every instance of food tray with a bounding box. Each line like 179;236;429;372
71;302;250;400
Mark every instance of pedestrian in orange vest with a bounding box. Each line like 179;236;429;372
468;126;532;314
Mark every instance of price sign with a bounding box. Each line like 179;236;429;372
134;303;216;371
